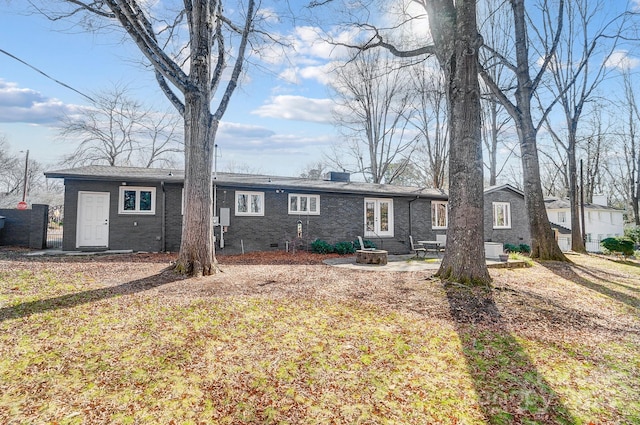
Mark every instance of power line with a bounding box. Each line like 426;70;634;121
0;47;95;102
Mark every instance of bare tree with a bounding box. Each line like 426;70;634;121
299;162;329;180
315;0;491;284
323;0;566;261
425;0;490;284
0;137;20;196
32;1;258;276
580;110;608;204
136;110;183;169
478;0;567;261
479;0;517;187
407;65;449;189
543;0;631;253
0;138;45;207
58;86;182;168
538;134;569;197
329;49;419;184
612;71;640;224
481;97;517;187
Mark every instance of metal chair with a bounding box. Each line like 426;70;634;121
358;236;376;251
409;235;426;258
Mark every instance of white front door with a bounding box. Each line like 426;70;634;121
77;191;110;248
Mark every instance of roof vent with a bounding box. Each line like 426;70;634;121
325;171;350;182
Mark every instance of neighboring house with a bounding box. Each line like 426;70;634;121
483;184;531;248
45;166;451;255
545;196;625;252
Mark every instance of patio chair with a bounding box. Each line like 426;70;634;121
357;236;376;251
436;234;447;253
409;235;426;258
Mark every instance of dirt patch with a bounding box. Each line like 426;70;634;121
217;250;343;265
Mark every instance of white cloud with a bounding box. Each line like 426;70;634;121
219;121;276;139
277;62;337;86
216;121;333;155
604;50;640;71
266;25;360;88
252;95;334;123
0;80;78;124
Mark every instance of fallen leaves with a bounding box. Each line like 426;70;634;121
0;250;638;424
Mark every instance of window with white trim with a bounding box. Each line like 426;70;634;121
235;191;264;216
289;194;320;215
364;198;393;237
431;201;448;229
118;186;156;214
493;202;511;229
558;211;566;223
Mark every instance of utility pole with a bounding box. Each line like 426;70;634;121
22;149;29;202
580;159;586;248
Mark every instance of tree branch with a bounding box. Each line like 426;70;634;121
213;0;256;121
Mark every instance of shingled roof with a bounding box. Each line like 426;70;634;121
544;197;623;211
45;165;448;199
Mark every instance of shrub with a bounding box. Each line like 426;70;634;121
311;239;334;254
503;243;518;253
624;226;640;245
601;237;635;256
334;241;356;255
503;243;531;254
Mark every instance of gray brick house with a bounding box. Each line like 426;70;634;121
45;166;451;255
483;184;531;248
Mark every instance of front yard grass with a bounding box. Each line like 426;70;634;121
0;252;638;424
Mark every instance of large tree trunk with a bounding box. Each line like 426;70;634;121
435;0;491;285
175;0;216;277
510;0;567;262
176;91;217;276
488;100;499;186
568;137;586;252
635;154;640;225
519;121;567;260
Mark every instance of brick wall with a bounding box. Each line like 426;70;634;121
214;186;439;255
483;189;531;247
63;180;166;252
60;178;445;255
0;204;49;249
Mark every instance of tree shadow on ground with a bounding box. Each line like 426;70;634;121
0;268;183;323
541;262;639;310
614;259;640;268
445;283;575;424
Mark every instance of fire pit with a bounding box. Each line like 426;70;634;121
355;249;388;265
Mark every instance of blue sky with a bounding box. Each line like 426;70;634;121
2;1;640;181
0;3;346;176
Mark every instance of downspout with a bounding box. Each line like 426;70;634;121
213;144;218;247
161;181;166;252
408;196;420;237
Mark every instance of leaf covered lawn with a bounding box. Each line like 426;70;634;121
0;250;638;424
